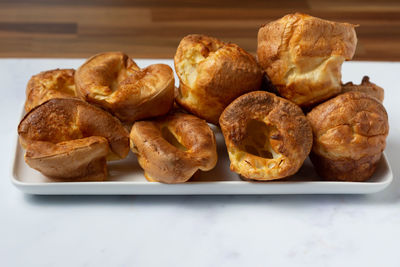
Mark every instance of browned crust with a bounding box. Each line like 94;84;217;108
307;91;389;181
310;152;381;182
175;82;223;124
130;112;218;183
25;137;109;181
75;52;174;122
174;34;263;124
19;98;129;159
341;76;384;102
18;98;130;180
25;69;77;113
257;13;357;107
219;91;313;180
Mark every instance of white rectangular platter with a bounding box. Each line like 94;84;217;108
12;125;393;195
10;59;394;195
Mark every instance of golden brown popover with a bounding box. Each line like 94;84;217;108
307;92;389;181
219;91;313;181
130;113;218;183
75;52;175;122
342;76;384;102
25;69;77;112
174;34;263;124
18;98;130;181
257;13;357;107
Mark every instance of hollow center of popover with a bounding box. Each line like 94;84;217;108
111;67;132;92
103;60;141;93
241;120;280;159
161;127;188;151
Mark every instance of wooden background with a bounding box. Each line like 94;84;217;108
0;0;399;60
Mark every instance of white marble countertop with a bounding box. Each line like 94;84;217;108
1;59;399;267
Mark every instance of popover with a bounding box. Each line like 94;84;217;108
18;98;130;181
307;92;389;181
219;91;313;181
25;69;77;112
130;112;218;183
75;52;175;122
342;76;384;102
257;13;357;106
174;34;263;124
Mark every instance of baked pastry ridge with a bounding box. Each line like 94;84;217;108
174;34;263;124
257;13;357;106
220;91;313;181
130;112;218;183
341;76;384;102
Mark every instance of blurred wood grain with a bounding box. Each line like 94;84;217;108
0;0;399;60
